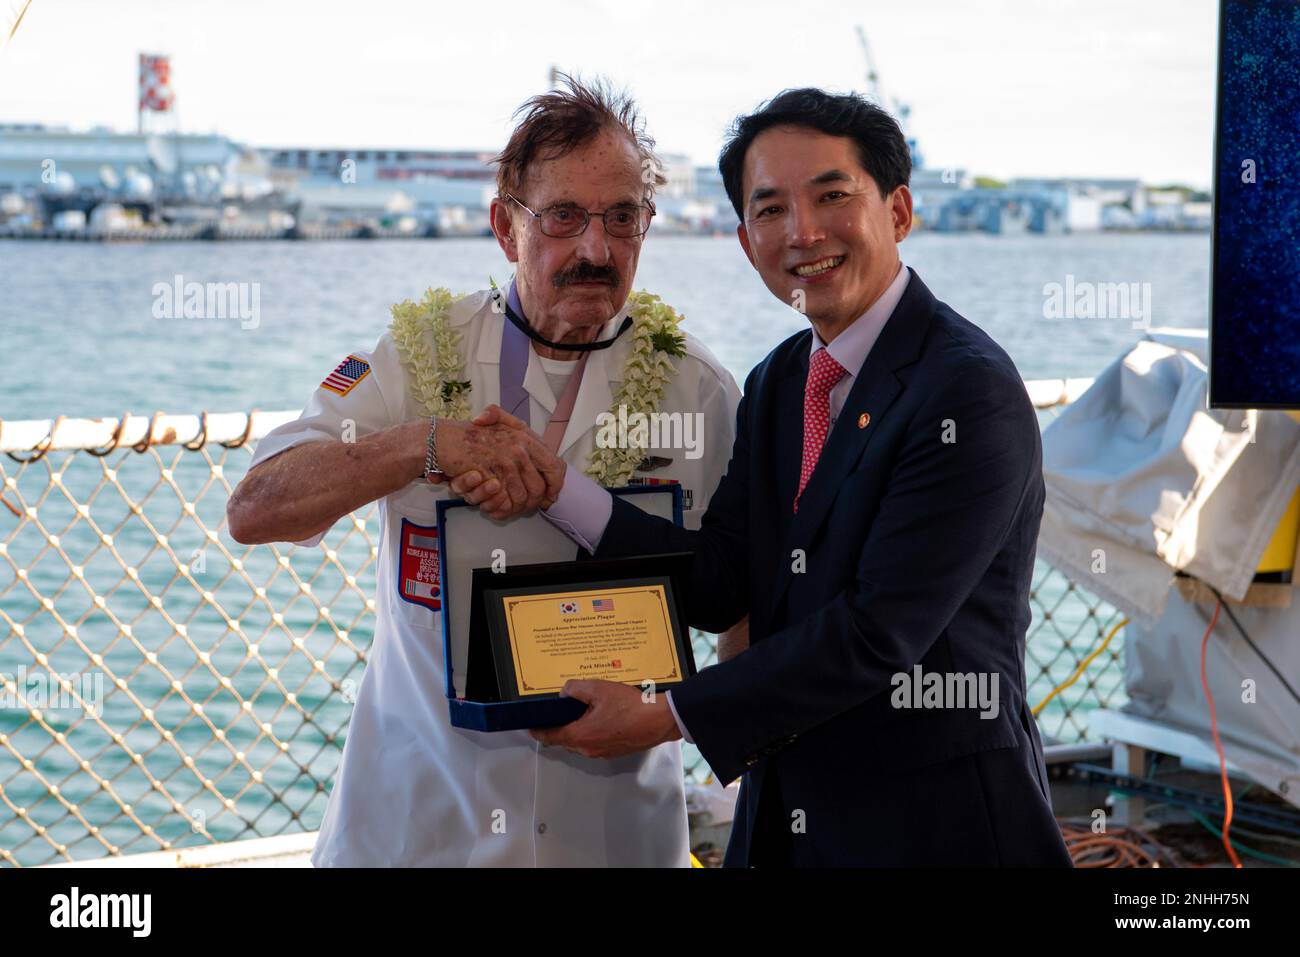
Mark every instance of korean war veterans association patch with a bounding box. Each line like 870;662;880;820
398;519;441;611
321;355;371;396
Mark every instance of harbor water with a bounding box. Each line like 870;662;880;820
2;232;1208;421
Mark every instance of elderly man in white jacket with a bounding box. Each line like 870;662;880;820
226;75;742;866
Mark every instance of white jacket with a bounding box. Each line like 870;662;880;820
248;288;741;866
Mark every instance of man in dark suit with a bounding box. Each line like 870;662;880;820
452;88;1072;866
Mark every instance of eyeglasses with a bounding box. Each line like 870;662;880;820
505;193;655;238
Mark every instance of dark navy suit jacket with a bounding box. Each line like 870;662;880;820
592;268;1072;866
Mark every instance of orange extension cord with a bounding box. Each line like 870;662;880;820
1056;598;1246;868
1059;821;1179;867
1200;598;1243;868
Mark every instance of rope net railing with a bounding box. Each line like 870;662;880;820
0;378;1121;866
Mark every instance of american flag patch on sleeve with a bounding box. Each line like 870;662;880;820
321;355;371;396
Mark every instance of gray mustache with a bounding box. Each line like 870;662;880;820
553;264;620;287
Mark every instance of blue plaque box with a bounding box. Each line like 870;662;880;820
435;484;683;731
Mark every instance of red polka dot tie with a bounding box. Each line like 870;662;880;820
795;348;847;513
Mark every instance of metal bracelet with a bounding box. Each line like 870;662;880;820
423;416;442;482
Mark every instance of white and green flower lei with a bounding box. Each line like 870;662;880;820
388;281;686;486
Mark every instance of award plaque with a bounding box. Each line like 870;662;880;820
473;553;696;706
437;484;689;731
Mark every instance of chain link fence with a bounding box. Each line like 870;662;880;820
1;380;1122;867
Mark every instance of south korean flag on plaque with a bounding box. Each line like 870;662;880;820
398;519;441;611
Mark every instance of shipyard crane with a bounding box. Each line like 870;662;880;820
855;25;911;132
855;24;922;168
855;25;883;103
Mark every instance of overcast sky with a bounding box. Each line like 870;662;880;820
0;0;1219;186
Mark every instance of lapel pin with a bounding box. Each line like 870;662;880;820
858;412;871;429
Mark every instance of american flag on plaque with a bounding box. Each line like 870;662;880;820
592;598;616;612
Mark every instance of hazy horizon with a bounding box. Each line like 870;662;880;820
1;0;1219;188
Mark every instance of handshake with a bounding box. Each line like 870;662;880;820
429;405;567;521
